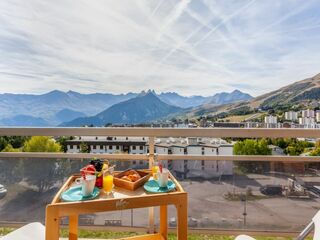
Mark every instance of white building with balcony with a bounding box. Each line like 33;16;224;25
264;115;278;128
316;110;320;122
299;117;315;128
285;111;298;121
66;136;234;179
264;115;277;124
302;109;315;118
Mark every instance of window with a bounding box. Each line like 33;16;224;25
95;137;98;140
140;146;143;150
77;145;80;149
114;137;117;140
126;137;128;140
139;161;143;164
100;145;103;149
132;146;136;150
93;145;96;149
201;160;205;170
133;160;136;164
116;145;119;150
109;145;112;150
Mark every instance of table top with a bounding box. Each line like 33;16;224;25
51;169;185;206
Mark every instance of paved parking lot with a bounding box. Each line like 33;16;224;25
1;173;319;232
95;174;320;231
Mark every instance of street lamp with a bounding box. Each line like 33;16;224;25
240;194;247;227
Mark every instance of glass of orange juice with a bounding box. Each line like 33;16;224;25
103;171;114;195
152;161;159;180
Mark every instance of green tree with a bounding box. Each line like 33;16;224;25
80;142;90;153
310;141;320;156
23;136;61;152
23;136;64;192
7;136;29;148
0;144;23;184
0;137;8;151
271;138;314;156
233;139;271;173
0;136;29;151
2;144;20;152
56;136;74;153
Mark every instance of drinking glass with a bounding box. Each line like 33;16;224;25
75;175;96;197
152;161;159;180
103;171;114;195
157;168;169;188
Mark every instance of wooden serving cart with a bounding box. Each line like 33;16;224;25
45;170;188;240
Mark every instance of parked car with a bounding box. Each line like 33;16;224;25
169;216;198;227
260;185;282;196
169;217;176;227
188;217;198;227
0;184;7;199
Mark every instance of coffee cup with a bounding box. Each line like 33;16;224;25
157;168;169;188
75;175;96;197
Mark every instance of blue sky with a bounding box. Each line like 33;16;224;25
0;0;320;96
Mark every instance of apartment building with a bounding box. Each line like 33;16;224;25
157;137;234;179
302;109;315;118
66;136;234;179
284;111;298;121
316;110;320;122
264;115;278;128
299;117;315;128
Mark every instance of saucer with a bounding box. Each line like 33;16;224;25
61;186;100;202
143;180;176;193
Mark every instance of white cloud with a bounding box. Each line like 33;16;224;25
0;0;320;97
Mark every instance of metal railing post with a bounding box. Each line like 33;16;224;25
148;136;155;233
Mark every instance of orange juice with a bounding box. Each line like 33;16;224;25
152;165;159;179
103;175;113;193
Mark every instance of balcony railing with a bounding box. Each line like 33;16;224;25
0;127;320;238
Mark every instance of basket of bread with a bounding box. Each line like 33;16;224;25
113;169;151;191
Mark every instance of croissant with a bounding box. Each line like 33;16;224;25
128;173;141;182
121;176;132;182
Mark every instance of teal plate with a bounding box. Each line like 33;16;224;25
144;180;176;193
61;186;100;202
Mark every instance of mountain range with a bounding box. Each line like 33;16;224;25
158;90;252;108
185;73;320;118
62;91;182;126
3;71;320;127
0;89;252;126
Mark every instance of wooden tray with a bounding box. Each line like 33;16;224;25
114;169;151;191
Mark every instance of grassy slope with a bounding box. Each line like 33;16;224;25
184;73;320;119
220;113;263;122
